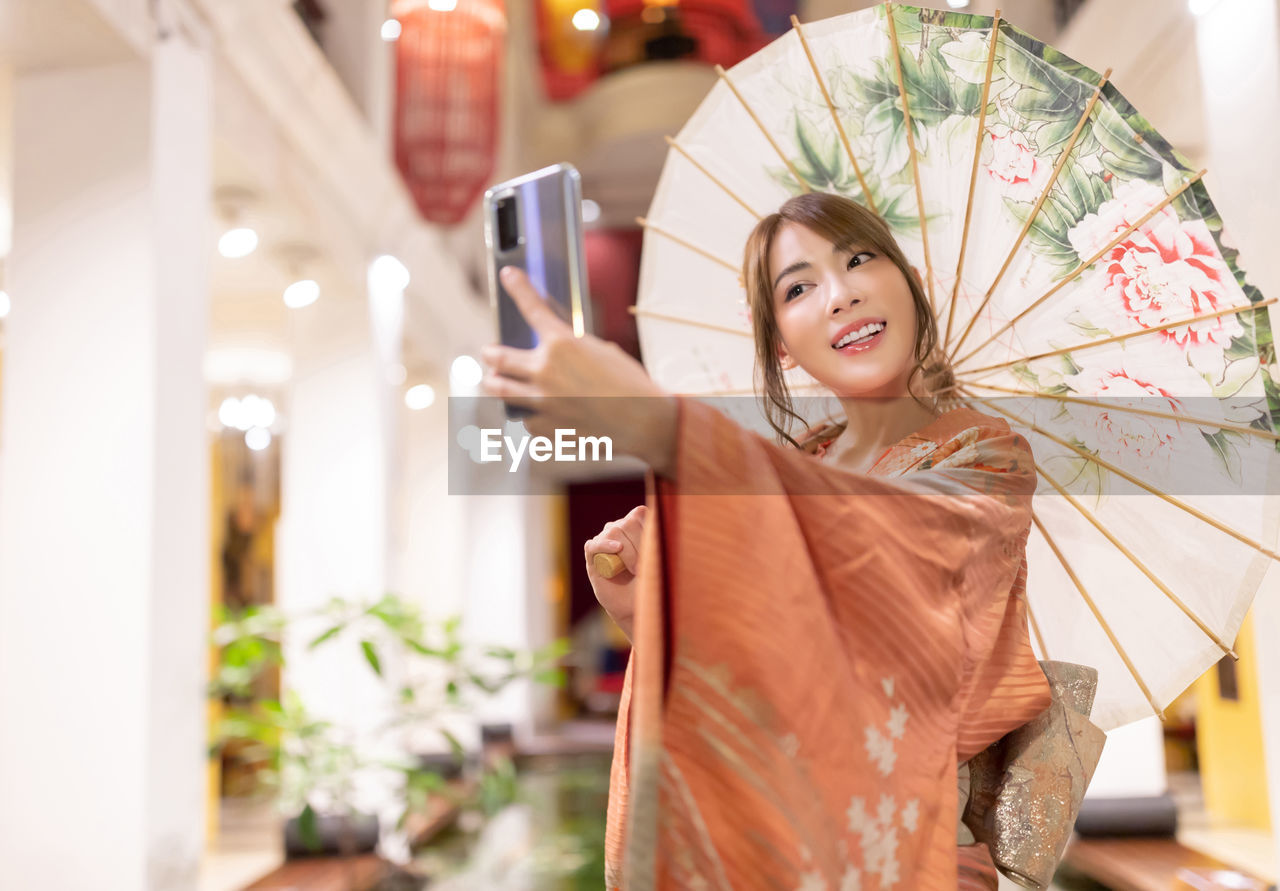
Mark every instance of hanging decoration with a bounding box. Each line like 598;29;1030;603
392;0;506;225
536;0;788;102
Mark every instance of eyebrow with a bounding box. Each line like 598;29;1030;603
772;237;865;293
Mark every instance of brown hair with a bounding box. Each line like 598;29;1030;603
742;192;956;448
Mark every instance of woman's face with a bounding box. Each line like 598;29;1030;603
768;221;920;399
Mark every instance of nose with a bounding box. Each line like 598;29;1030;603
826;279;863;317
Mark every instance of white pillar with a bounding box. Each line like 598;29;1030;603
275;282;402;813
0;37;212;891
1196;0;1280;857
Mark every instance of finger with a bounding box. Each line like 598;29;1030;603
602;520;641;574
585;537;624;557
614;504;648;539
584;537;626;581
499;267;572;340
481;374;540;408
480;344;539;381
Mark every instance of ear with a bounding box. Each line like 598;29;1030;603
909;265;924;288
777;343;796;371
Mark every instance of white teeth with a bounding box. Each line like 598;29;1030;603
834;322;885;348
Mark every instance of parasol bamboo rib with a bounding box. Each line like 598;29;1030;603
1029;511;1165;720
664;136;762;221
958;379;1280;443
960;296;1277;377
955;170;1206;367
969;391;1280;563
628;306;752;339
960;384;1239;659
943;10;1002;349
1028;451;1237;659
947;70;1111;365
714;64;812;194
885;1;937;312
790;14;878;215
636;216;740;274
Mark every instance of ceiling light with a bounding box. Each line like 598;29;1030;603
245;427;272;451
369;254;411;293
581;199;601;224
0;290;9;319
381;18;402;40
572;8;601;31
218;397;244;430
428;0;457;11
283;279;320;309
241;394;277;430
215;186;260;259
405;384;436;410
450;355;483;391
946;0;969;7
218;227;259;259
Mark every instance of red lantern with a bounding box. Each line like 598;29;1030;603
393;0;506;225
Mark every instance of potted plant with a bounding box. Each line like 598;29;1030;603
208;593;569;856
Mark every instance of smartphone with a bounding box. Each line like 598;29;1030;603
483;164;593;366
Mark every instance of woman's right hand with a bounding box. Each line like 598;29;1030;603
584;505;647;643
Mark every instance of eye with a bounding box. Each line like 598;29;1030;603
784;282;805;302
848;251;875;269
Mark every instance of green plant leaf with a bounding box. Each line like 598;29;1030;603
360;640;383;676
466;671;502;694
308;624;344;649
533;638;572;663
533;668;567;688
440;729;465;761
298;803;321;852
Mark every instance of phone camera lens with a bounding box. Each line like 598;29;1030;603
496;196;519;252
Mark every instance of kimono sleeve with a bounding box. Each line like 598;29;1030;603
657;398;1050;750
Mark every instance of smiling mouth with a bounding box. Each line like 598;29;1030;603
832;321;887;349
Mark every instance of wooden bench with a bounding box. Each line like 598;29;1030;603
1061;837;1274;891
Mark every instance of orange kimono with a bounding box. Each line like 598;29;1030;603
605;400;1051;890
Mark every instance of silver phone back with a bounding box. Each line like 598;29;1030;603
483;163;592;350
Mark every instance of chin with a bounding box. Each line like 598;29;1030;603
819;373;907;400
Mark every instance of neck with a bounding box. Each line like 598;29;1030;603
837;394;939;443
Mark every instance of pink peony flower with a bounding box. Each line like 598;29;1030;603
1067;181;1242;370
985;124;1052;202
1062;345;1214;474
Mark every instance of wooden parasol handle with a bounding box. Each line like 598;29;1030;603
592;552;625;579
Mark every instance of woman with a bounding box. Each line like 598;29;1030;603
481;192;1051;890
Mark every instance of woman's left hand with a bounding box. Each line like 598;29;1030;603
480;266;678;477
